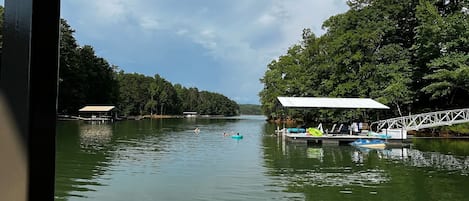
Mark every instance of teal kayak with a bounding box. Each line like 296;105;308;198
231;135;243;139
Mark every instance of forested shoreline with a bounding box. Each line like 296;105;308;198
0;6;239;117
259;0;469;124
58;19;239;117
239;104;262;115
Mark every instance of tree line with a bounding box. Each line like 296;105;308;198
0;8;239;117
239;104;262;115
115;72;239;116
58;19;239;117
259;0;469;123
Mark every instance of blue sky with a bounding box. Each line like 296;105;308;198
3;1;349;104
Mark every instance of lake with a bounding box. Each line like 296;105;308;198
55;115;469;201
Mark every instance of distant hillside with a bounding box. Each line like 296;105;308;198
239;104;262;115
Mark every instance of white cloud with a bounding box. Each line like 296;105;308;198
92;0;127;23
256;14;276;26
139;16;160;31
176;29;188;36
200;29;215;38
194;29;218;50
61;0;349;103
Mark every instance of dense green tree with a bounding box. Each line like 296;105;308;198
259;0;469;123
172;85;238;116
239;104;262;115
116;72;238;116
146;82;158;115
154;75;179;115
57;19;81;114
57;20;119;114
116;72;150;116
417;1;469;108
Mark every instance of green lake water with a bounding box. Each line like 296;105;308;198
55;115;469;201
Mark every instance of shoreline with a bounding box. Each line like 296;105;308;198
57;114;244;121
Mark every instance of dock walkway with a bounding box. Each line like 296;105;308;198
58;115;113;123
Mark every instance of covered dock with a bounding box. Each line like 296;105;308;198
183;111;198;118
78;105;116;123
277;97;389;109
275;97;409;145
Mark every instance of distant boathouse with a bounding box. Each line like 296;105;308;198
183;111;198;118
78;105;116;122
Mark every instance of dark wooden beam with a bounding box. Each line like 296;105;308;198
0;0;61;200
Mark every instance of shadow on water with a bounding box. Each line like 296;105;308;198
413;138;469;156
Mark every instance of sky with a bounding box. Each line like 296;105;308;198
3;1;350;104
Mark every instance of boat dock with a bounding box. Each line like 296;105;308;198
57;115;114;123
276;129;412;146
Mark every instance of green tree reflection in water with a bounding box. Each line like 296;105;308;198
55;119;469;201
262;124;469;201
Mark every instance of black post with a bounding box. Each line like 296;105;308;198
0;0;61;200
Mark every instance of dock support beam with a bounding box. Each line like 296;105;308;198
0;0;61;200
322;139;339;145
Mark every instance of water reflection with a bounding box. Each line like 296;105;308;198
58;116;295;201
261;126;469;201
385;148;469;173
55;122;114;201
413;138;469;156
306;147;323;161
79;123;113;150
350;147;407;163
349;146;469;174
55;119;469;201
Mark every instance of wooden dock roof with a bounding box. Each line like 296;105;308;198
79;106;115;112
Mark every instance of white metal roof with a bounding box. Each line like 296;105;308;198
79;106;115;112
277;97;389;109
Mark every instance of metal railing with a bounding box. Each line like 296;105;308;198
372;108;469;131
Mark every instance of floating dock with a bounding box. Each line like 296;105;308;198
276;129;412;146
57;115;114;123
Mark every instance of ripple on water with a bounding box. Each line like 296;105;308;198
267;167;390;188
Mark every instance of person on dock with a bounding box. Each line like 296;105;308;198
350;121;358;135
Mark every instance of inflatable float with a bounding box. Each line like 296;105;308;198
307;128;323;136
231;135;243;139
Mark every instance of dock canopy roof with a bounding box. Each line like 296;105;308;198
79;106;115;112
277;97;389;109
